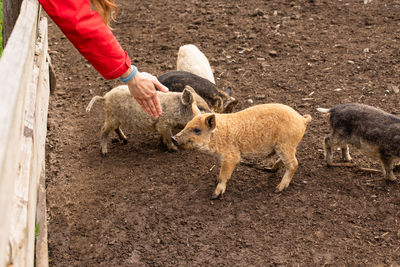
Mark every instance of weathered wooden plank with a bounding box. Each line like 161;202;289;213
36;171;49;267
34;17;50;267
2;0;24;47
9;62;38;266
6;14;50;267
0;0;40;265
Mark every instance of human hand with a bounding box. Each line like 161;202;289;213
126;71;169;117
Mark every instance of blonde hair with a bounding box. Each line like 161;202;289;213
90;0;117;27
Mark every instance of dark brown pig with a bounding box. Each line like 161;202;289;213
158;71;237;113
318;103;400;182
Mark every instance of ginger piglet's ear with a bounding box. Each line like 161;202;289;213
205;114;216;130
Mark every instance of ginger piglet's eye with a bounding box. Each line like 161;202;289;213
192;128;201;135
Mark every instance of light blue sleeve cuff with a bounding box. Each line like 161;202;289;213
119;65;138;83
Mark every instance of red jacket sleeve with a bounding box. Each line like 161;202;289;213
39;0;131;80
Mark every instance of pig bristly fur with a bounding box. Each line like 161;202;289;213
318;103;400;181
173;103;312;199
86;85;210;155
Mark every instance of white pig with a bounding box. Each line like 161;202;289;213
177;44;216;84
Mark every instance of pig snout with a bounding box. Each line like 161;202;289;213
172;132;189;148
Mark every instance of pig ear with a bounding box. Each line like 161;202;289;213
181;87;194;106
205;114;216;130
216;97;225;113
224;87;233;96
192;103;201;116
184;85;196;94
223;97;238;113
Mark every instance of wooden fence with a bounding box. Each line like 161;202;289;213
0;0;50;266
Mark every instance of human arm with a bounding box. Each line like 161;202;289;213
39;0;168;117
38;0;130;79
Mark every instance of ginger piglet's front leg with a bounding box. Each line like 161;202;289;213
212;154;241;199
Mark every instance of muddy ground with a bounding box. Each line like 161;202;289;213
45;0;400;266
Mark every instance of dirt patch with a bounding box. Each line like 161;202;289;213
45;0;400;266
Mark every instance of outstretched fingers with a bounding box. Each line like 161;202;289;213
152;94;162;116
153;78;169;93
137;99;150;115
145;98;157;117
127;71;168;117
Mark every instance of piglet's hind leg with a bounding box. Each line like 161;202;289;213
269;159;284;172
275;147;298;192
100;121;119;156
115;127;128;144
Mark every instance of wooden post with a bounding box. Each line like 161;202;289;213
0;0;50;266
35;17;50;267
2;0;24;47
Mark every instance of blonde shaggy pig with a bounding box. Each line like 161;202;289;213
177;44;216;84
86;85;210;155
172;104;312;199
